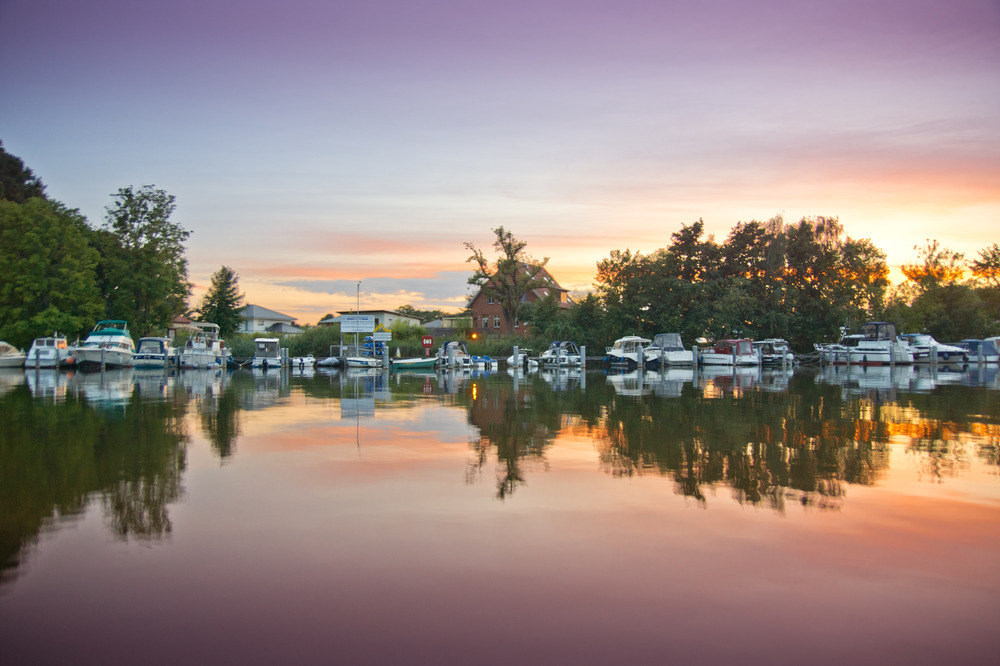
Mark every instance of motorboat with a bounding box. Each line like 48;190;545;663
815;322;912;366
392;356;438;370
345;336;386;368
24;334;74;369
73;320;135;369
178;322;226;369
0;341;26;368
955;339;999;364
290;354;316;369
251;337;284;369
698;338;758;366
643;333;693;367
133;336;174;369
506;348;538;368
753;338;794;366
605;335;651;368
539;341;583;367
898;333;970;364
436;340;472;369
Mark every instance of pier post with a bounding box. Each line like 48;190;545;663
513;345;518;369
580;345;586;369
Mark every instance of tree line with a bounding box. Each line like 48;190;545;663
489;220;999;353
0;141;244;348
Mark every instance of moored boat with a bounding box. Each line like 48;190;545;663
898;333;969;364
392;356;438;370
133;336;174;369
644;333;693;367
178;322;226;369
25;334;74;369
73;321;135;369
0;341;26;368
506;348;538;368
436;340;474;369
955;339;999;364
815;322;912;366
539;341;583;367
252;337;284;369
698;338;758;366
753;338;794;366
605;335;651;369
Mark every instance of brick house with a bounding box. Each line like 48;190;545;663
467;265;572;336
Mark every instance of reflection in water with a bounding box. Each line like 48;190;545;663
0;376;188;586
2;363;998;586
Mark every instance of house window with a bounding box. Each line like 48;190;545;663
481;316;488;329
493;315;500;329
488;296;495;305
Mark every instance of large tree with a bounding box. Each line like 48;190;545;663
0;198;104;347
0;141;46;203
98;185;191;337
970;243;1000;288
465;226;551;331
197;266;246;337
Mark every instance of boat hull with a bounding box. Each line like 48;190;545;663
75;348;134;369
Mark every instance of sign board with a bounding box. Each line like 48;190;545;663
421;336;434;348
340;315;375;333
373;324;391;342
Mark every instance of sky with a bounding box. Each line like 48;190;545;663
2;0;998;324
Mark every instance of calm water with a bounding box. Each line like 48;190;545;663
1;364;998;664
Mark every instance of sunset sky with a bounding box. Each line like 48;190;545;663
2;0;998;324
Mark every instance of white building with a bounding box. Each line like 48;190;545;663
319;309;422;329
239;304;302;334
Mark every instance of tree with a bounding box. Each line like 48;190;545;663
900;239;965;293
197;266;246;337
98;185;191;337
0;141;46;203
0;198;105;347
971;243;1000;288
465;226;551;331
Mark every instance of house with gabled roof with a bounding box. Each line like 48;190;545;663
467;265;572;336
239;304;303;335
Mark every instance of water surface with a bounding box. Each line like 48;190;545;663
1;365;998;664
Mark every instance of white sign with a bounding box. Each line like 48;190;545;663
340;315;375;333
373;331;392;342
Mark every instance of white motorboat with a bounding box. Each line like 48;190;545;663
290;354;316;368
539;341;583;367
252;337;284;369
133;336;174;369
898;333;970;364
24;334;74;369
436;340;475;369
506;348;538;368
178;322;226;369
73;321;135;369
0;341;26;368
698;338;758;366
815;322;913;366
753;338;794;366
644;333;693;367
605;335;651;368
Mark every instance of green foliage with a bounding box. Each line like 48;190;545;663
98;185;191;337
0;198;104;347
197;266;245;338
0;141;46;203
590;215;890;351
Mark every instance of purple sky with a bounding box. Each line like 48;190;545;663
3;0;998;322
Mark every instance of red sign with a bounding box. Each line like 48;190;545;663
421;336;434;348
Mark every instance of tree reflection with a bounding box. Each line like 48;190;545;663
1;379;189;586
463;376;559;499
